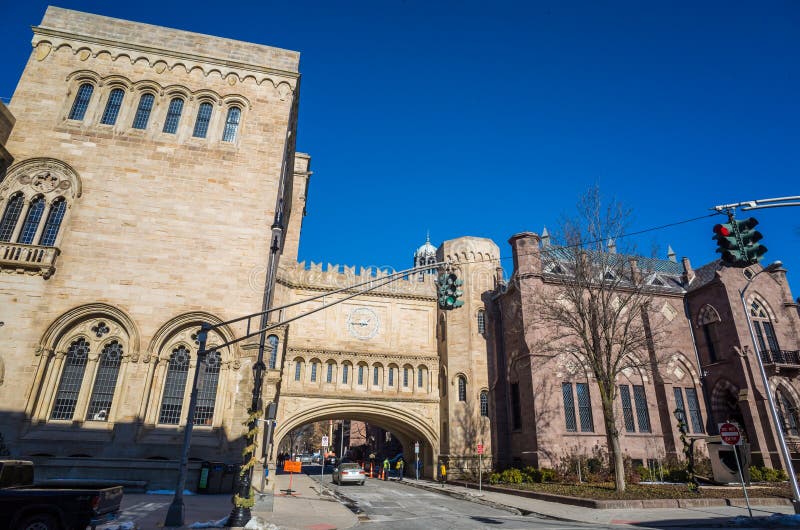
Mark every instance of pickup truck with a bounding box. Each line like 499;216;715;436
0;460;123;530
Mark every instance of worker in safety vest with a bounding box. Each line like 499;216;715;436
382;457;390;481
439;462;447;487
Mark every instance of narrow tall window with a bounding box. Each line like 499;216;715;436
702;324;718;363
417;368;424;388
193;102;213;138
477;309;486;335
480;391;489;417
0;193;24;241
342;364;349;384
194;350;220;425
267;335;279;369
778;390;799;436
632;385;651;433
388;367;395;387
685;388;704;433
222;107;241;142
358;365;364;385
159;346;190;424
310;362;318;382
457;375;467;401
17;196;45;244
576;382;594;432
86;341;123;421
162;98;184;134
51;338;90;420
511;383;522;430
39;198;66;247
562;383;577;432
326;363;333;383
294;360;302;381
100;88;124;125
403;367;409;387
68;83;94;120
619;385;636;432
373;366;379;386
132;93;155;129
673;387;687;428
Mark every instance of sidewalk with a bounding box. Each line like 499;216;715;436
401;478;798;527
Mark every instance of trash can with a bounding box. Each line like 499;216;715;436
220;463;239;493
197;461;211;493
205;461;225;493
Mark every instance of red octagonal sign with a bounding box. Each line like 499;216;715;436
719;422;741;446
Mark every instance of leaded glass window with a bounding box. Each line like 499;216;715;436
159;345;190;424
163;98;184;134
342;364;349;384
373;366;379;386
673;387;687;429
294;360;302;381
51;338;90;420
633;385;651;433
388;367;395;387
418;368;423;388
267;335;279;369
86;341;123;421
0;193;24;242
39;198;66;246
358;365;365;385
326;363;333;383
17;196;45;244
310;362;318;382
222;107;241;142
477;310;486;334
576;383;594;432
620;384;636;432
562;383;576;432
68;84;94;120
457;375;467;401
132;93;155;129
194;350;220;425
193;102;213;138
685;388;704;433
101;88;124;125
762;321;780;352
480;391;489;417
403;367;409;387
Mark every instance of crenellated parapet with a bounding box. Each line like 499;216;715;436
277;260;436;300
32;6;299;90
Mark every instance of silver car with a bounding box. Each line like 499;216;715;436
332;463;365;485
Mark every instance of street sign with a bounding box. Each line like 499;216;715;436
321;435;329;447
477;444;484;455
719;423;742;446
414;442;420;454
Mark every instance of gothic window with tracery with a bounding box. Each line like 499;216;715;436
51;338;90;420
480;390;489;417
159;345;190;425
0;192;24;241
86;341;123;421
751;300;780;357
457;375;467;401
39;198;66;246
194;350;221;425
17;195;45;244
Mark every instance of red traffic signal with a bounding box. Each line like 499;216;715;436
713;224;730;237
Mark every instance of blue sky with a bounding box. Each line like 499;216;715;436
2;1;798;293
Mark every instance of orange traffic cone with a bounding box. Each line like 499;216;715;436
369;463;373;478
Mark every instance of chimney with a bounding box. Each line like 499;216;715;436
681;257;695;285
508;232;541;276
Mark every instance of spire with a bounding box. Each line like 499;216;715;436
667;245;677;262
426;230;430;244
541;226;550;247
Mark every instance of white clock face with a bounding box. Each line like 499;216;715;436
347;307;380;340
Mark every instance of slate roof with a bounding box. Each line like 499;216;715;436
687;260;722;292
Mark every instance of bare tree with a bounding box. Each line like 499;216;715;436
532;186;667;492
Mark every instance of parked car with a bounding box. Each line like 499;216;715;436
298;454;313;463
0;460;123;530
332;463;365;486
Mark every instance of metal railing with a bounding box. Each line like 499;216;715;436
760;349;800;366
0;242;60;277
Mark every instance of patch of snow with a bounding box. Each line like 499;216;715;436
145;489;195;495
100;523;136;530
243;516;281;529
187;517;229;528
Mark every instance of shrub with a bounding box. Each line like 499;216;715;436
749;466;763;482
665;468;689;483
500;468;523;484
488;472;501;485
751;467;788;482
523;466;542;483
540;468;557;482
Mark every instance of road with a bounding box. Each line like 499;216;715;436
302;464;606;529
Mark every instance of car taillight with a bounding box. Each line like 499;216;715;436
90;494;100;510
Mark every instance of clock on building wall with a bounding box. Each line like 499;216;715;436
347;307;380;340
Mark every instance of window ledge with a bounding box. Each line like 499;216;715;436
0;242;60;278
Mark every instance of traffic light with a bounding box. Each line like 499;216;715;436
736;217;767;264
712;217;767;267
436;272;464;310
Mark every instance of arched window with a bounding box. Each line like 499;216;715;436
373;365;381;387
50;338;90;420
17;196;45;244
194;350;221;425
751;300;780;357
480;390;489;417
0;192;24;241
68;83;94;121
267;335;279;369
698;305;722;363
403;366;410;387
326;362;334;383
294;359;303;381
310;361;318;382
222;107;241;142
158;345;190;425
132;93;155;129
358;364;365;385
86;340;123;421
163;98;184;134
342;363;349;384
100;88;125;125
417;366;424;388
39;198;67;247
193;102;213;138
777;388;799;436
477;309;486;335
388;367;395;387
457;375;467;401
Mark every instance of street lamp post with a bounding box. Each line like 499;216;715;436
739;261;800;513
